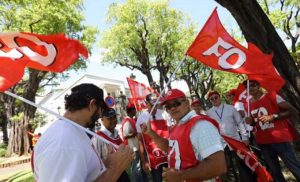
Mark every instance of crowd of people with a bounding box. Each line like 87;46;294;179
31;80;300;182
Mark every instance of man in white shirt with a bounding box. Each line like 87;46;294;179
33;83;133;182
121;103;149;182
141;89;226;182
136;93;169;182
206;90;254;182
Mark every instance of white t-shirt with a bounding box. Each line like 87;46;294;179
34;119;106;182
136;109;170;133
206;103;248;141
122;119;139;151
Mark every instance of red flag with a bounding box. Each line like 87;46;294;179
222;135;273;182
0;57;27;92
128;97;147;111
186;8;273;75
126;77;157;111
247;67;285;92
233;83;249;104
186;8;285;91
0;32;88;91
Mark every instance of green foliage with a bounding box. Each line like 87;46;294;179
258;0;299;53
213;70;246;96
0;170;33;182
100;0;195;84
0;0;98;155
30;112;47;130
0;143;7;157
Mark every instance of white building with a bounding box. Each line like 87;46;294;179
35;74;130;133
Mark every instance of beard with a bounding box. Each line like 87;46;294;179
87;111;100;131
86;111;100;139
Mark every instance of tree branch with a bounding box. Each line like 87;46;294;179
29;19;41;33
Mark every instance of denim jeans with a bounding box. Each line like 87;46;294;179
150;163;168;182
222;146;256;182
131;151;149;182
259;142;300;182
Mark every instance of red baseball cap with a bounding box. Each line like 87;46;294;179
191;99;201;106
161;89;186;105
126;103;135;109
207;90;220;98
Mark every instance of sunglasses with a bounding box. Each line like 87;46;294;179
209;96;219;101
165;100;185;110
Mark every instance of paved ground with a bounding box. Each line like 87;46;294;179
0;162;31;180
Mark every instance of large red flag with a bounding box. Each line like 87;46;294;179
186;8;285;91
222;135;273;182
0;32;88;92
247;67;285;92
126;77;157;111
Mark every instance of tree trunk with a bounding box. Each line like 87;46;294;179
7;69;47;156
214;0;300;136
0;110;8;144
214;0;300;111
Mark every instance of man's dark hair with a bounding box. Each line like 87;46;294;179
242;80;260;87
64;83;107;111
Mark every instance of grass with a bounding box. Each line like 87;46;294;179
0;169;33;182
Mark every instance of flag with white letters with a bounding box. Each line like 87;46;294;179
0;32;88;91
186;8;285;91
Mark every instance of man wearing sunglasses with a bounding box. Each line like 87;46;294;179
206;90;253;182
33;83;133;182
244;80;300;181
136;93;170;182
141;89;226;182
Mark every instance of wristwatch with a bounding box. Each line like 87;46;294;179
272;114;279;120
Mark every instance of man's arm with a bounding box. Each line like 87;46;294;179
122;121;136;139
163;151;226;181
259;100;298;123
136;133;152;173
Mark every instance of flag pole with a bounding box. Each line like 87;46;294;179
4;90;118;148
247;80;250;116
148;56;187;118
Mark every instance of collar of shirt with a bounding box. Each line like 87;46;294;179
100;126;118;138
178;110;197;124
213;103;224;110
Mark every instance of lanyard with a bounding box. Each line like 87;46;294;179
215;104;224;121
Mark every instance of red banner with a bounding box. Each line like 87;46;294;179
126;77;157;111
186;8;285;92
0;32;88;92
233;83;249;104
222;135;272;182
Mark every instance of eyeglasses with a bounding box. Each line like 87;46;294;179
209;96;219;101
165;100;185;110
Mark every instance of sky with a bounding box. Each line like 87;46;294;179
59;0;235;92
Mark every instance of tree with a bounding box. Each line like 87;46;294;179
177;58;215;108
0;0;97;156
214;0;300;113
259;0;299;54
100;0;194;89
